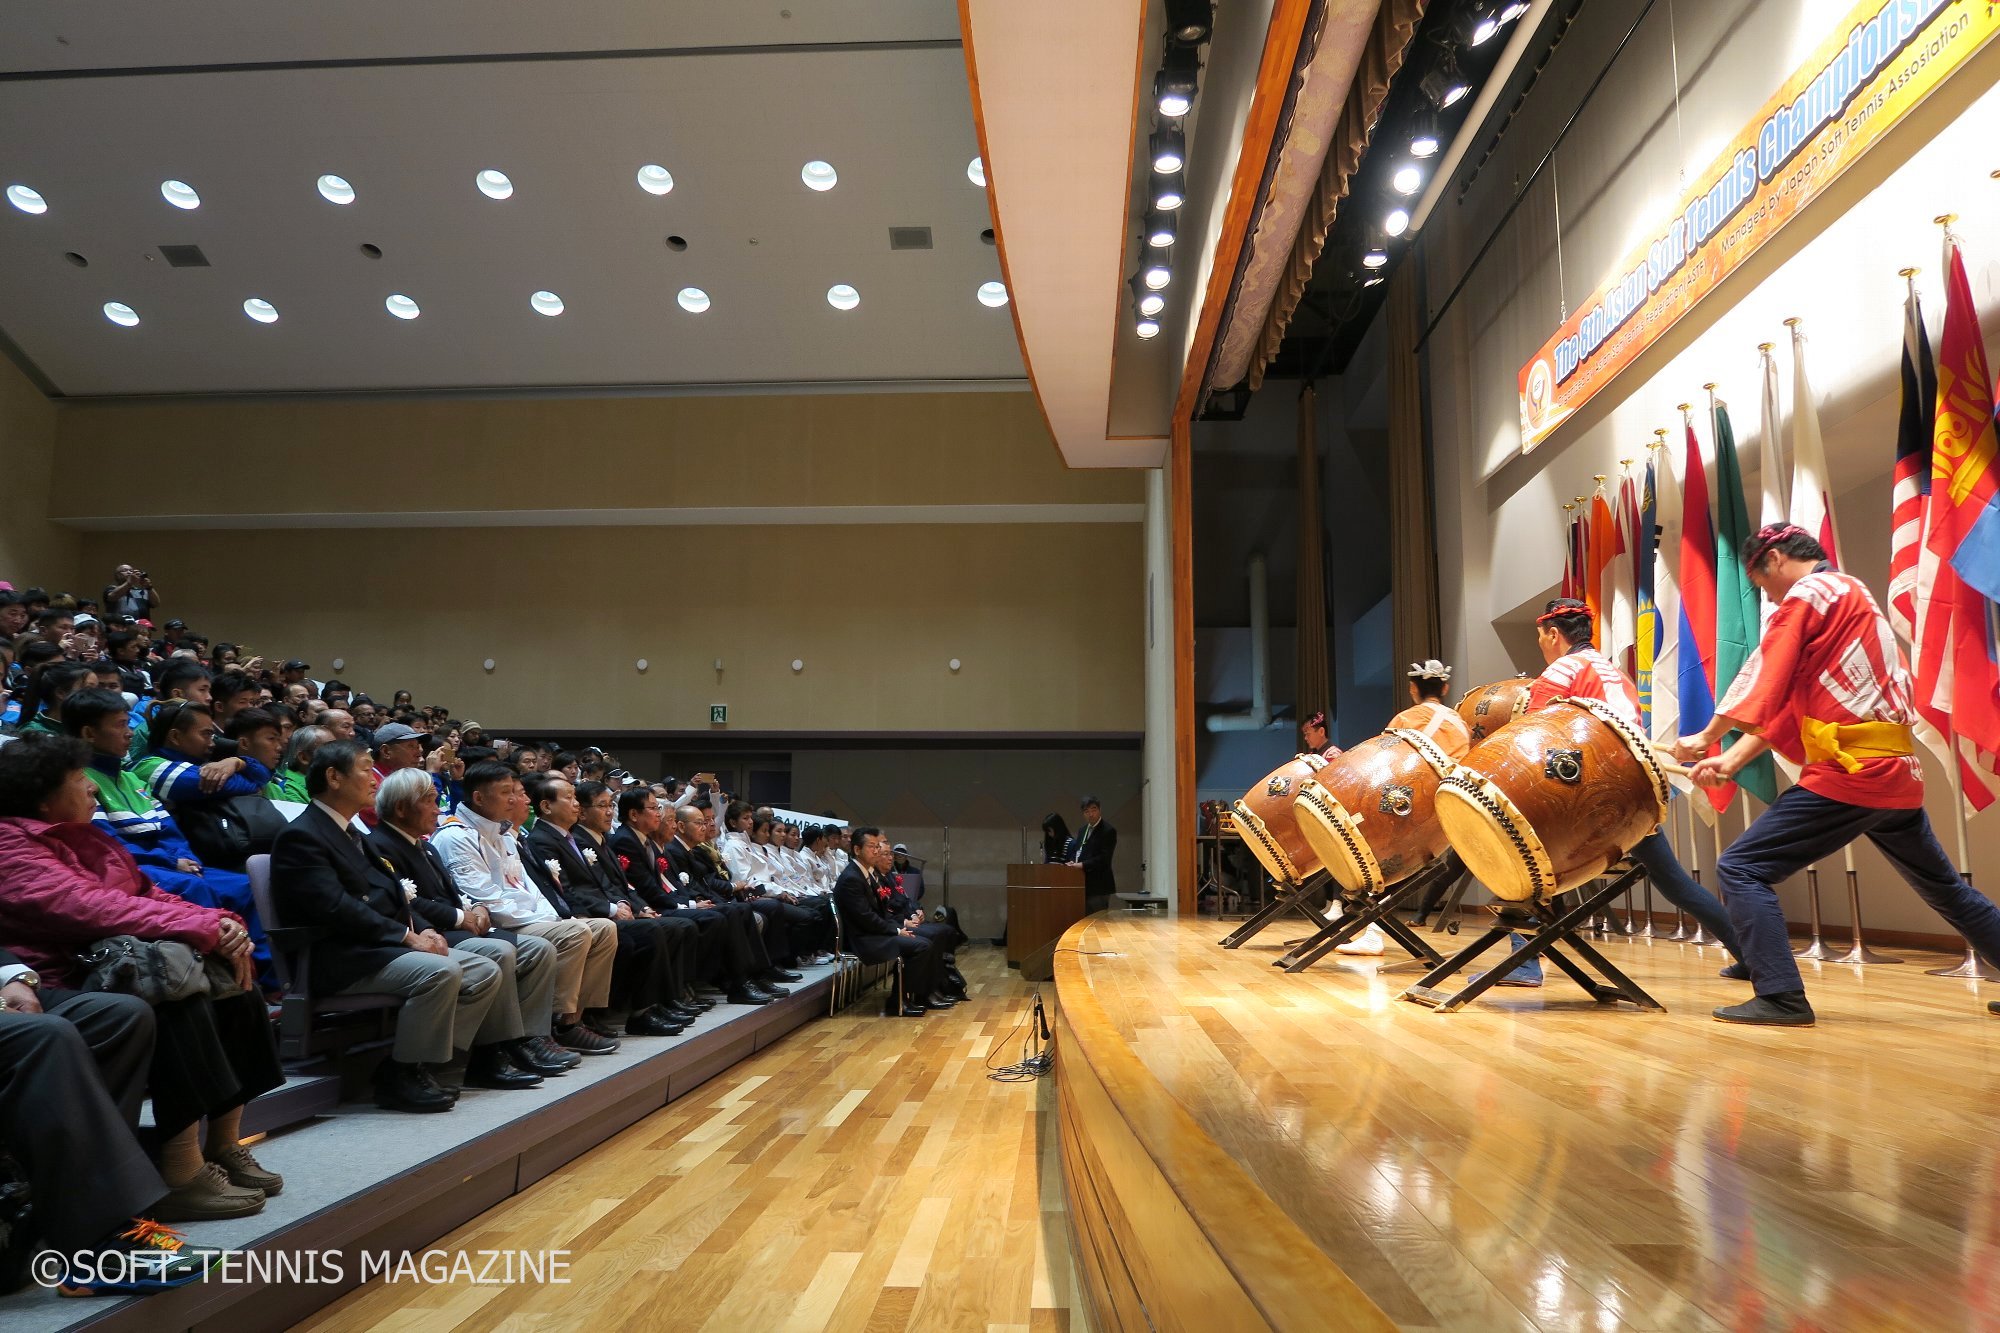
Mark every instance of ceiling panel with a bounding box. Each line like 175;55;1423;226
0;1;962;74
0;44;1022;395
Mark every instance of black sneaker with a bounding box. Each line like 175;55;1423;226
1713;992;1815;1026
57;1219;224;1296
554;1022;620;1055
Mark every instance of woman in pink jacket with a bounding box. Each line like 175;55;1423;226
0;733;286;1222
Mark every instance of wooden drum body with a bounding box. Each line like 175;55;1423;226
1455;676;1534;743
1292;729;1456;894
1232;758;1324;885
1434;698;1671;901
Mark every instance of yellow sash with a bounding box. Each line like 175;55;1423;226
1800;717;1915;773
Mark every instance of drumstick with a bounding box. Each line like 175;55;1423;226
1647;743;1697;781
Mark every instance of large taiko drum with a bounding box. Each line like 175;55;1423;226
1232;757;1324;885
1292;728;1457;894
1456;676;1534;743
1434;697;1671;901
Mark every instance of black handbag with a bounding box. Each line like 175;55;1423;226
175;794;287;870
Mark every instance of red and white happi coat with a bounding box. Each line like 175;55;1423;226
1529;646;1642;725
1716;569;1923;808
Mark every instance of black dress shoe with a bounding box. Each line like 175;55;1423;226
765;968;804;983
887;1001;926;1017
508;1039;573;1077
374;1059;455;1113
661;1006;702;1024
1713;992;1816;1026
756;982;793;998
925;992;959;1009
726;988;775;1006
525;1035;582;1069
466;1045;544;1089
625;1008;688;1037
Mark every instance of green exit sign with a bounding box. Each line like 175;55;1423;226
709;705;728;724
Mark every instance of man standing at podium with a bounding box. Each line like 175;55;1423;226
1068;796;1117;912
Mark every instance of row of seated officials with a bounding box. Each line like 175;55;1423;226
0;692;967;1298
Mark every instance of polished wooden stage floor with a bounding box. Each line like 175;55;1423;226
1056;913;2000;1332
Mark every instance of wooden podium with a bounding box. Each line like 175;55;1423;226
1007;863;1085;968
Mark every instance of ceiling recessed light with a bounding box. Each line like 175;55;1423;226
385;293;421;319
5;184;47;215
316;174;355;205
1362;248;1388;269
242;297;279;324
359;242;382;259
1138;289;1166;317
637;164;675;196
1385;208;1410;237
1136;317;1161;339
801;160;838;192
102;301;139;327
160;179;200;210
530;290;564;317
967;156;986;187
677;286;711;313
976;280;1009;308
826;283;860;311
476;169;514;200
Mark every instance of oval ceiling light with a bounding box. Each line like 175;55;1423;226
967;155;986;187
1362;247;1388;270
1138;290;1166;318
1392;164;1423;195
385;293;421;319
475;169;514;200
242;297;279;323
530;289;565;317
316;174;355;205
976;280;1009;308
1141;257;1173;290
637;164;675;196
677;286;711;313
826;283;860;311
102;301;140;327
160;179;201;210
1150;128;1186;174
1136;317;1161;340
1385;208;1411;237
800;160;838;192
1152;170;1187;211
5;184;48;215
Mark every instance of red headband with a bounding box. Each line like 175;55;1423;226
1537;605;1591;626
1749;522;1809;564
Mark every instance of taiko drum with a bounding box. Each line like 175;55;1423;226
1434;697;1671;901
1292;728;1457;894
1231;757;1324;885
1455;676;1534;743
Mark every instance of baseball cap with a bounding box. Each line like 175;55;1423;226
282;659;311;670
373;722;424;745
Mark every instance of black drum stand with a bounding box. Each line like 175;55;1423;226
1273;854;1459;973
1399;862;1666;1013
1217;870;1334;948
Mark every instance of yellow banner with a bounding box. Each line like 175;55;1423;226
1517;0;2000;452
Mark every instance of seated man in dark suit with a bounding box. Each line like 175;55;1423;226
519;774;687;1036
609;788;758;1007
835;827;951;1016
665;803;794;1004
367;768;576;1078
1068;796;1118;913
882;854;967;999
269;740;513;1112
569;779;703;1026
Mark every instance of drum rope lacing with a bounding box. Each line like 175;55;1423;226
1295;784;1378;894
1230;801;1298;884
1440;772;1552;901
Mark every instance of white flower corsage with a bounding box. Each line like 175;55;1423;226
678;871;691;885
399;877;418;902
543;858;562;883
582;847;598;865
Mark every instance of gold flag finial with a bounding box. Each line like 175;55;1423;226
1898;267;1919;279
1702;382;1717;391
1563;501;1576;512
1758;342;1773;352
1936;213;1958;226
1784;316;1802;328
1676;402;1691;413
1620;457;1634;467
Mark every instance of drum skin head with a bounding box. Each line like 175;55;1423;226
1436;774;1548;901
1293;778;1381;893
1231;799;1300;884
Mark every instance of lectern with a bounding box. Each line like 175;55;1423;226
1006;863;1084;967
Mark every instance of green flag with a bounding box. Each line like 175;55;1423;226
1712;400;1778;803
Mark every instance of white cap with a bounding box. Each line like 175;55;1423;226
1406;659;1452;681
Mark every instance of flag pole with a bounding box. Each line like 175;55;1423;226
1677;796;1700;942
1926;750;1999;977
1675;401;1715;946
1648;429;1681;941
1708;817;1727;948
1621;453;1651;938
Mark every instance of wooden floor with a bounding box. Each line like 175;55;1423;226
1058;913;2000;1332
295;947;1075;1333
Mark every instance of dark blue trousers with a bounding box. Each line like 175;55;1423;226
1716;785;2000;997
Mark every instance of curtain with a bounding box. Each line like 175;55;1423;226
1387;265;1441;672
1295;383;1330;726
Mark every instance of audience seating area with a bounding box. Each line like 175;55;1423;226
0;570;971;1323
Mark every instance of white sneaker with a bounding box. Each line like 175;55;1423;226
1336;924;1386;956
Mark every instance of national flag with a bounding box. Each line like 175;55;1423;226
1678;418;1727;814
1562;510;1584;601
1607;474;1638;677
1636;459;1661;733
1712;398;1778;804
1788;323;1843;564
1757;343;1788;528
1887;285;1936;642
1587;491;1615;649
1652;447;1684;749
1916;235;2000;814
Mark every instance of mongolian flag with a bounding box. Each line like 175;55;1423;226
1917;234;2000;813
1678;418;1726;814
1887;285;1936;643
1712;398;1778;803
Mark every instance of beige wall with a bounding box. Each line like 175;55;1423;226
50;391;1138;520
0;354;78;588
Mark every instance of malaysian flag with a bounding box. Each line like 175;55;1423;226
1887;286;1935;642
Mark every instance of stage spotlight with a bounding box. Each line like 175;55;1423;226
1143;249;1174;290
1362;229;1389;268
1150;127;1186;174
1420;49;1471;108
1385;208;1410;237
1466;5;1500;46
1164;0;1214;45
1145;209;1177;248
1500;1;1531;20
1155;46;1200;117
1410;108;1441;158
1136;316;1161;339
1392;163;1423;195
1152;169;1187;211
1129;273;1166;316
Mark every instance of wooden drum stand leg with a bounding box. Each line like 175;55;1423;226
1277;856;1458;973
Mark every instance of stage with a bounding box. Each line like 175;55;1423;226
1053;911;2000;1332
